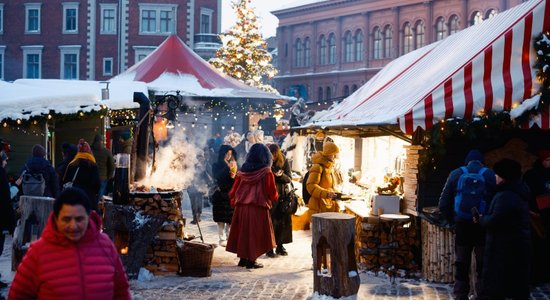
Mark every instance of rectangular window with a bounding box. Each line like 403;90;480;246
200;14;210;33
26;4;41;33
139;4;176;35
0;50;4;80
63;54;77;79
63;3;78;34
59;45;80;79
101;5;117;34
26;54;40;78
103;57;113;76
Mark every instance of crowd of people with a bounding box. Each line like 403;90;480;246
438;149;550;300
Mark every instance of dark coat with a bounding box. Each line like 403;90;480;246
21;157;59;198
270;158;293;245
92;138;115;182
0;166;15;233
438;160;496;246
480;181;531;299
211;145;236;224
63;158;101;210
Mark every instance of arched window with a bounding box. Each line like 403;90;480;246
304;38;311;67
435;17;447;41
352;84;358;93
318;87;323;101
328;33;336;64
343;85;350;98
373;27;382;59
383;25;392;58
326;86;332;100
403;22;413;54
471;11;483;26
355;29;364;61
414;21;425;49
449;15;460;35
319;35;327;65
486;9;497;19
344;31;353;63
294;38;302;67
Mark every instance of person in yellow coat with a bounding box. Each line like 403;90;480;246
306;142;340;214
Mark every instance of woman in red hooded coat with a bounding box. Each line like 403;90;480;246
8;187;130;300
226;143;278;269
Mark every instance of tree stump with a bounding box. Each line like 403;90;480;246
12;196;55;271
102;202;166;279
311;212;360;298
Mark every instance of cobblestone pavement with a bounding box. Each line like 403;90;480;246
2;197;550;300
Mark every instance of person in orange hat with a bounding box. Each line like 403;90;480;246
523;150;550;284
62;139;101;211
306;141;341;213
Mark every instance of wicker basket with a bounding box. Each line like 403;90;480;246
176;240;214;277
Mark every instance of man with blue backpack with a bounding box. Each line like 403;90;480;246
438;149;496;300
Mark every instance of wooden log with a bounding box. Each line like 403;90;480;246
12;196;55;271
312;213;360;298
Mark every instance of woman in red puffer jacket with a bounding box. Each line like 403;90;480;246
8;187;131;300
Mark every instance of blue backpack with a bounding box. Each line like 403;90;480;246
454;166;488;220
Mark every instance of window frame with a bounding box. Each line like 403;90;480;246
62;2;79;34
0;46;5;80
100;4;117;35
383;25;392;58
325;86;332;100
343;31;353;63
319;35;326;65
471;11;483;26
21;45;43;79
414;21;425;50
373;27;382;59
486;9;498;19
25;3;41;34
59;45;81;80
355;29;364;62
328;33;336;64
449;15;460;35
318;87;323;102
200;7;213;33
138;4;177;35
103;57;114;76
304;37;311;67
294;38;302;67
402;22;412;55
0;4;4;34
133;46;157;64
435;17;447;41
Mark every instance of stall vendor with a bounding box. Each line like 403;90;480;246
306;142;341;213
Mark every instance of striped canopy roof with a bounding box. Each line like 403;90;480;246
306;0;550;134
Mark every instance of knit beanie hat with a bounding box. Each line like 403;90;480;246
32;144;46;157
493;158;522;182
538;150;550;161
464;149;484;164
322;142;339;156
120;131;131;141
77;139;92;154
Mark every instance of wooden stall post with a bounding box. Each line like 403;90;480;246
311;212;360;298
12;196;55;271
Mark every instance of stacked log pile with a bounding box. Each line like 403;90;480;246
350;214;420;276
130;192;184;275
402;145;422;216
421;219;455;282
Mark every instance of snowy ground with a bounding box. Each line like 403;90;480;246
2;194;549;299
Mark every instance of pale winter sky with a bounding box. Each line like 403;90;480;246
221;0;323;38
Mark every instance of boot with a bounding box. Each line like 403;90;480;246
276;245;288;256
266;250;276;258
246;260;264;269
217;222;227;246
238;258;247;267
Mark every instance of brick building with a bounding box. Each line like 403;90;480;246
272;0;527;103
0;0;221;81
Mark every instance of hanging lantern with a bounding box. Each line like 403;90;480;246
153;117;168;141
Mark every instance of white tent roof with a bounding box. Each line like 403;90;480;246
306;0;549;134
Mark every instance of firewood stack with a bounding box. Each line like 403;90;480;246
129;192;184;275
402;145;423;216
421;219;455;282
354;217;420;275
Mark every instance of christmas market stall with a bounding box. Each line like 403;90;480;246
292;0;550;282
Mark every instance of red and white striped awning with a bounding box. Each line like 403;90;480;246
307;0;550;134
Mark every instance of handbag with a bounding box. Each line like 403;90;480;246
63;167;80;190
278;182;298;215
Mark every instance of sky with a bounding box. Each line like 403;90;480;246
221;0;323;38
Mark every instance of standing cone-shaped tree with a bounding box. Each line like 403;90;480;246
210;0;278;93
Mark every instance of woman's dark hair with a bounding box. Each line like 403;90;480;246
53;187;92;217
217;145;236;163
241;143;273;172
493;158;522;183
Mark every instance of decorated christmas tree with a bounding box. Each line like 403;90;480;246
210;0;278;93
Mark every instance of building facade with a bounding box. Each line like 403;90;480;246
0;0;221;82
272;0;527;103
